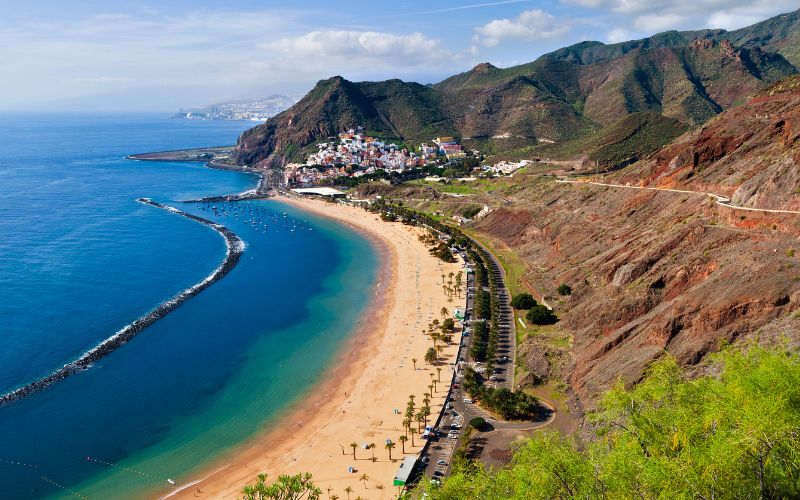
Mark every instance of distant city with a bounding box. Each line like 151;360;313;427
171;95;298;121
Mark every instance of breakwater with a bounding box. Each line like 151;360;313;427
0;199;244;406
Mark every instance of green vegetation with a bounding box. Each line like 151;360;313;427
556;283;572;296
462;205;483;219
526;305;558;325
242;473;321;500
462;368;539;420
511;293;537;310
423;345;800;499
468;417;486;430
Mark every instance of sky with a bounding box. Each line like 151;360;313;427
2;0;798;111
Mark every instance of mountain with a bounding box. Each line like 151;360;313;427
618;75;800;211
544;9;800;67
367;74;800;410
234;9;800;168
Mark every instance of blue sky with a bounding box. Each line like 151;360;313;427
3;0;798;111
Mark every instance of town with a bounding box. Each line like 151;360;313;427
283;127;530;187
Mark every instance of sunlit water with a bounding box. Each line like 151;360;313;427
0;114;377;498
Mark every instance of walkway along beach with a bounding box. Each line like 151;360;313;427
0;199;245;406
169;196;465;499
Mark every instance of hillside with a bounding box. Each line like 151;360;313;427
616;75;800;210
234;9;799;168
357;74;800;414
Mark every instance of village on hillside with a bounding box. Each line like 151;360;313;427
283;127;529;187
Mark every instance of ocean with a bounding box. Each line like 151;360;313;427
0;114;378;498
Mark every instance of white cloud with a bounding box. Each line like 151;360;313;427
474;9;570;47
606;27;631;43
561;0;800;34
261;31;443;63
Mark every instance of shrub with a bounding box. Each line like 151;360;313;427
526;305;557;325
469;417;486;430
557;284;572;296
511;293;537;310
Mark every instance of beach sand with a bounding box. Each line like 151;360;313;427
169;197;464;499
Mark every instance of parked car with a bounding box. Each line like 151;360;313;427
437;460;448;465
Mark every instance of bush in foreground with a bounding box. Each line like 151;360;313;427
421;345;800;499
510;293;537;310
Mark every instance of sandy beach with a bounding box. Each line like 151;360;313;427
170;196;465;499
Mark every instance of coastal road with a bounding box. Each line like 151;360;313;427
556;178;800;215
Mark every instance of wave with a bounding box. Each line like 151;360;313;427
0;199;245;406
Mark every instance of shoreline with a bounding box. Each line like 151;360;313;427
0;199;245;406
167;196;464;499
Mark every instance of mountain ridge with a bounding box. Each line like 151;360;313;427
234;9;800;168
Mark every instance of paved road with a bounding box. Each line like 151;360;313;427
556;178;800;215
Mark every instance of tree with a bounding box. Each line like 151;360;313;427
242;472;322;500
437;367;442;383
420;346;800;499
399;435;408;453
557;283;572;296
511;293;537;310
441;318;455;332
368;443;376;461
441;306;449;318
409;427;417;447
526;305;557;325
469;417;486;430
359;473;369;489
350;442;358;460
425;347;437;365
344;486;353;500
412;358;418;370
455;271;463;298
385;440;396;461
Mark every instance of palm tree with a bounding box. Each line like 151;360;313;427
368;443;376;461
359;473;369;489
385;440;396;461
327;485;333;499
409;427;417;446
344;486;353;500
441;274;445;285
441;306;449;319
350;442;358;460
437;367;442;382
398;435;408;453
412;358;417;370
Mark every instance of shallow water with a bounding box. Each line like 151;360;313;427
0;114;377;498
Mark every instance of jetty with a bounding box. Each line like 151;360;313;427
0;199;245;406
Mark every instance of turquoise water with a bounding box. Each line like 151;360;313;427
0;114;377;498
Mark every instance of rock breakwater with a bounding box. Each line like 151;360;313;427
0;199;244;406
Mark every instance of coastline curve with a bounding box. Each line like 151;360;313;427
0;199;245;406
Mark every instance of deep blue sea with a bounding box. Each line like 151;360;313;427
0;114;377;498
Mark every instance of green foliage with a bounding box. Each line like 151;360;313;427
510;293;537;310
469;417;486;430
425;347;437;365
422;346;800;499
242;472;321;500
441;317;455;331
526;305;558;325
556;283;572;296
431;243;456;263
462;205;482;219
462;367;539;420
